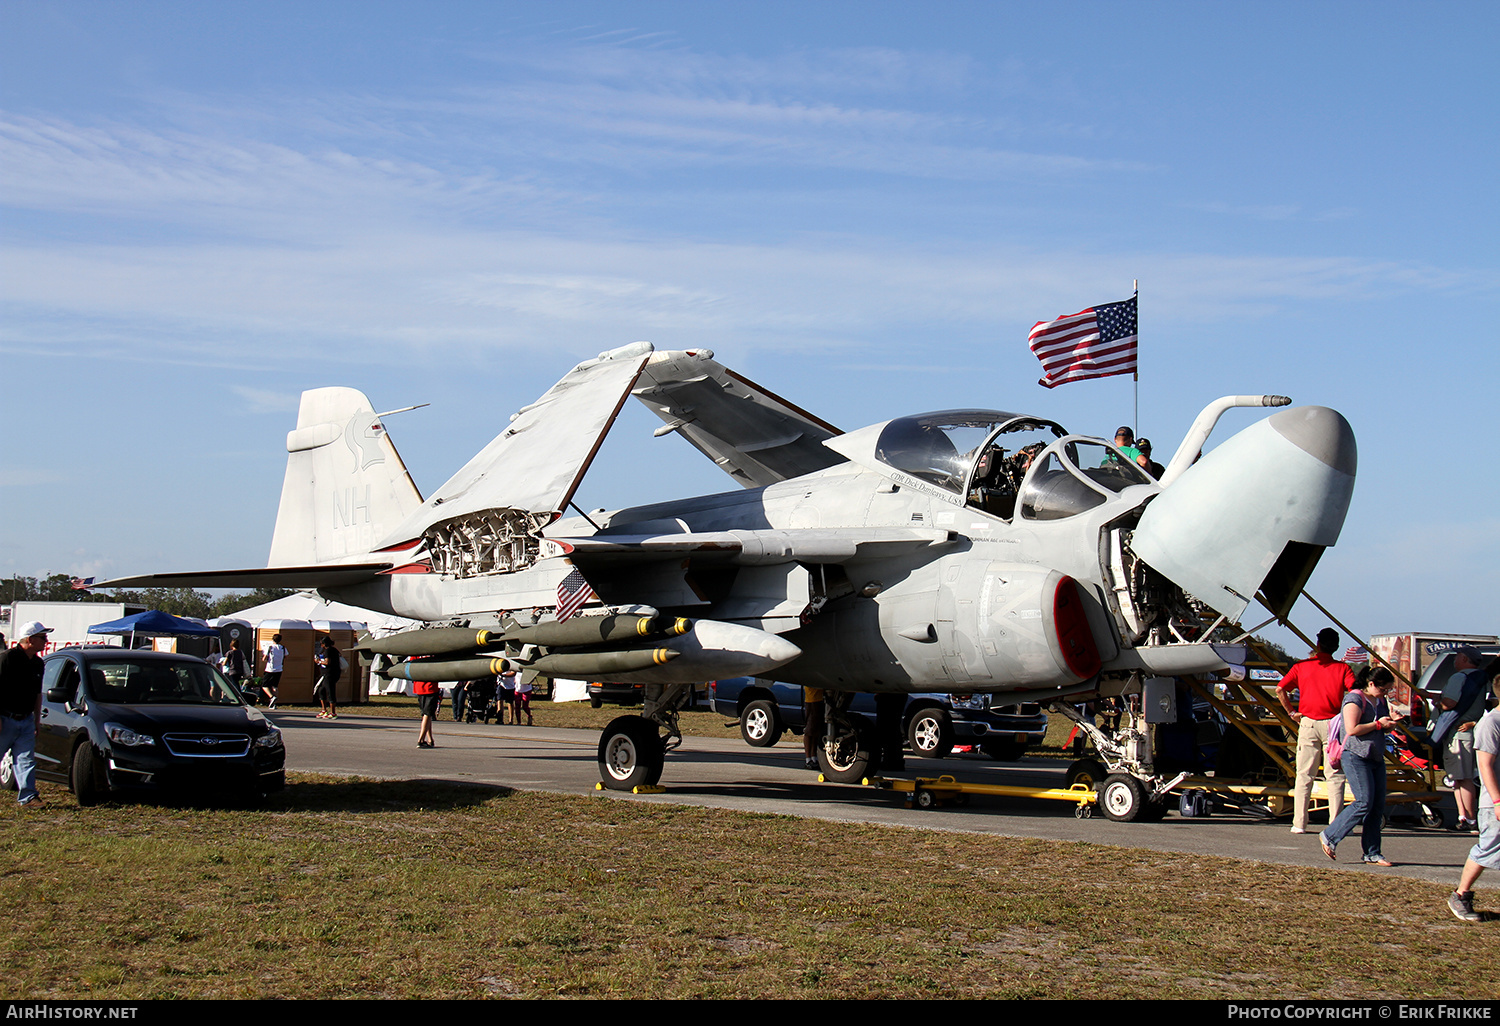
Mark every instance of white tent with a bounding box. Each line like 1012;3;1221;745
226;590;417;632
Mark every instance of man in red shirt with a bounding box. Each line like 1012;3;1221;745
1277;628;1355;834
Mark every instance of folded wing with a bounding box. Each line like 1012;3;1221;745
632;349;845;488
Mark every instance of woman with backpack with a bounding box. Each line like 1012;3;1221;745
1320;667;1404;866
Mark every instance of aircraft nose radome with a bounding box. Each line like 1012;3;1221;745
1129;406;1357;621
1267;406;1357;476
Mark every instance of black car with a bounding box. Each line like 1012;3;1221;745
708;678;1049;759
33;648;286;804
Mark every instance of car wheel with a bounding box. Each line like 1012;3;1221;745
1099;773;1147;822
261;771;286;794
907;708;954;759
817;724;875;783
981;739;1028;761
71;743;107;807
597;716;665;791
590;696;603;709
0;751;16;791
740;700;783;747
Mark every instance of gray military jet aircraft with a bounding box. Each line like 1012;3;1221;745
106;343;1356;817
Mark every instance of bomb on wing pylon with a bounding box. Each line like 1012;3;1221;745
504;614;691;648
377;655;519;682
376;646;680;683
358;615;692;659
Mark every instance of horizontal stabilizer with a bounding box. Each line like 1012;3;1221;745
633;349;845;488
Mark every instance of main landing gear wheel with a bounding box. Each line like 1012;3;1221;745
1099;773;1149;823
740;700;783;747
597;716;665;791
817;726;875;784
907;708;954;759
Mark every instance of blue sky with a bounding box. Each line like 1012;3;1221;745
2;1;1496;647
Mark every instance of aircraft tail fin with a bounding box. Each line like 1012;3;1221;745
268;387;425;566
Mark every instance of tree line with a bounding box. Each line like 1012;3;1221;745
2;574;292;620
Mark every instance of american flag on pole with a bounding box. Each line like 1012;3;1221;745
70;577;95;591
1028;295;1138;389
556;566;596;622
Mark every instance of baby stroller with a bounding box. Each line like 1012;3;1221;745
463;677;499;724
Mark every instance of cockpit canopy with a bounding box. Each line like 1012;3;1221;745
873;411;1061;493
833;409;1155;521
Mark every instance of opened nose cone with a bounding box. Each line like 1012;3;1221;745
1268;406;1357;476
1130;406;1357;620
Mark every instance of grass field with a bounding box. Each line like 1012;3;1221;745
2;774;1494;1001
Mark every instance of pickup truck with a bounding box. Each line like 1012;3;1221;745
707;678;1049;760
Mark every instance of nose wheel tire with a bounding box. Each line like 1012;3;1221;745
597;716;665;791
1099;773;1148;822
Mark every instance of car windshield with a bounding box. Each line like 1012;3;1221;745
84;660;244;706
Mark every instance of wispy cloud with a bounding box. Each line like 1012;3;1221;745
1184;200;1361;223
231;386;300;414
2;37;1493;374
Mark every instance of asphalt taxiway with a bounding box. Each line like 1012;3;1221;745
272;710;1484;888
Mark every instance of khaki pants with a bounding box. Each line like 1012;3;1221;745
1294;715;1348;832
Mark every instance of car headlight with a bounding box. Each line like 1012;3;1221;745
948;694;987;710
104;722;155;748
253;727;283;750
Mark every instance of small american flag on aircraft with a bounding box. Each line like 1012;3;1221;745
556;566;596;622
1028;295;1138;389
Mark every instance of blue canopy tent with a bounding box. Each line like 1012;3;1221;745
87;610;220;650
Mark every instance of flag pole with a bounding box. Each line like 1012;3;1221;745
1132;280;1139;434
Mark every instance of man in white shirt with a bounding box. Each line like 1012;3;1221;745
1448;670;1499;923
260;634;287;709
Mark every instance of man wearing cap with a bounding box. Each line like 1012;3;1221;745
1108;426;1142;466
1277;627;1355;834
1441;647;1490;834
0;621;52;807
